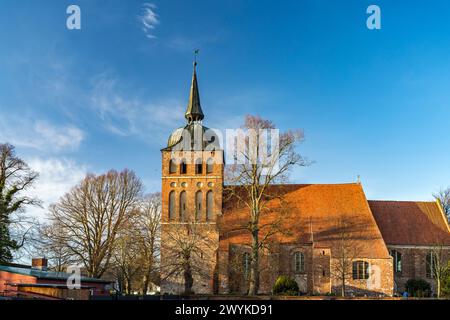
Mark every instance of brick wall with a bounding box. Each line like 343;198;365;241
160;149;223;294
330;257;393;296
387;245;450;295
220;243;393;296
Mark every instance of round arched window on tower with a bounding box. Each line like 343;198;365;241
195;158;203;174
168;191;176;221
206;190;214;221
206;158;214;174
179;191;187;222
180;159;187;174
195;191;203;221
169;159;178;174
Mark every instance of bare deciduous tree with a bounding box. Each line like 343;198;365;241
112;193;161;294
38;221;75;272
225;115;308;295
430;189;450;297
46;169;143;278
161;217;216;295
428;244;450;298
330;217;363;297
0;143;41;263
434;188;450;221
111;219;141;294
134;193;161;294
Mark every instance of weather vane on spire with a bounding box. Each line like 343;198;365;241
194;49;199;66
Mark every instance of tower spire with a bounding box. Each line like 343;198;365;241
185;51;204;123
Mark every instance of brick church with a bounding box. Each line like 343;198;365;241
160;62;450;296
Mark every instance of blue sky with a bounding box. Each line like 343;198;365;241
1;0;450;219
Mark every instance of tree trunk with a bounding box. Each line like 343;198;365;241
341;276;346;297
248;227;260;296
142;274;150;295
117;277;123;294
183;260;193;295
126;277;132;295
143;255;154;294
437;278;441;299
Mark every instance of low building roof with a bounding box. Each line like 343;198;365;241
0;266;112;284
369;200;450;246
8;283;96;289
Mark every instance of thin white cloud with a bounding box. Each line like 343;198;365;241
0;116;85;152
90;73;185;142
34;121;84;150
25;157;88;220
139;3;160;39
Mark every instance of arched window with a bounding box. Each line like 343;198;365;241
243;253;251;280
180;159;187;174
168;191;175;220
352;261;369;280
195;191;202;221
206;191;213;221
390;250;402;273
179;191;186;221
195;158;203;174
206;158;214;174
294;252;305;273
169;159;177;174
426;252;436;279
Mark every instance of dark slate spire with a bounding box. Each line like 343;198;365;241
185;61;204;123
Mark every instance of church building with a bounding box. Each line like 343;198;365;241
160;62;450;296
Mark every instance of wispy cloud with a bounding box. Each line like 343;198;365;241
25;157;88;220
90;73;185;142
0;116;85;152
34;121;84;150
138;3;160;39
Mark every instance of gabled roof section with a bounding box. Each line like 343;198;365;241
221;183;390;259
369;200;450;246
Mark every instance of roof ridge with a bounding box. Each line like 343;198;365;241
230;182;361;187
368;199;436;204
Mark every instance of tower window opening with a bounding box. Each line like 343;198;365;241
196;191;202;221
179;191;187;221
180;159;187;174
168;191;175;221
206;191;213;221
206;158;214;174
169;159;177;174
195;158;203;174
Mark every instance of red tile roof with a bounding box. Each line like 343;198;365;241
369;200;450;246
220;183;390;259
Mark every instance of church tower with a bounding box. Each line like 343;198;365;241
160;61;223;294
